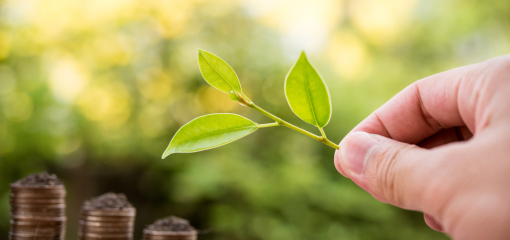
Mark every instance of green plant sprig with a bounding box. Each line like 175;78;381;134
162;49;339;159
248;103;339;150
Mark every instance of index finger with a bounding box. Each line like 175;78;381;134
351;61;486;143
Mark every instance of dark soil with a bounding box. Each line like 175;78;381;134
147;216;196;232
13;172;63;186
84;193;133;210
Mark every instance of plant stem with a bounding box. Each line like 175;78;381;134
249;103;339;150
319;127;326;138
257;122;279;128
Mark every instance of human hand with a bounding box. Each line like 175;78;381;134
334;56;510;240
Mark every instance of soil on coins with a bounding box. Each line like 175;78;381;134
12;171;63;186
84;192;133;209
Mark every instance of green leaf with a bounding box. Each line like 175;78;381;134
162;113;258;158
285;51;331;128
198;49;242;93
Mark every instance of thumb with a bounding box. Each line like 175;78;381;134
335;131;435;210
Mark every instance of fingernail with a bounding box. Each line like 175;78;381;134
339;132;380;175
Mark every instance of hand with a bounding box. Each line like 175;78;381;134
334;56;510;240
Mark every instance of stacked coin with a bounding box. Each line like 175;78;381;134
143;216;197;240
79;193;136;240
9;183;67;240
143;229;197;240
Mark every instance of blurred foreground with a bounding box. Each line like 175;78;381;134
1;0;509;239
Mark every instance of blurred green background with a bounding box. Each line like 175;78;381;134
1;0;509;239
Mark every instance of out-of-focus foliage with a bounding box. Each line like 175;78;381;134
0;0;509;239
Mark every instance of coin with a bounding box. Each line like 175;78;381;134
12;214;66;221
12;210;65;216
10;188;66;199
10;184;65;192
11;203;66;209
10;236;63;240
80;225;133;233
10;225;64;234
142;230;198;240
11;220;65;227
11;209;65;215
10;197;65;204
10;230;65;237
143;235;197;240
79;232;133;238
80;236;131;240
82;208;136;217
79;220;134;228
10;190;66;197
144;236;197;240
80;215;134;222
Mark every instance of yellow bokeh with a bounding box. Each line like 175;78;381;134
0;32;11;59
0;65;16;95
170;93;201;125
249;0;343;52
77;79;131;129
78;0;138;26
350;0;418;45
54;139;82;156
21;0;138;43
48;55;88;103
137;68;173;101
151;0;196;38
138;103;170;138
195;86;238;114
91;34;133;67
249;0;342;31
327;31;370;79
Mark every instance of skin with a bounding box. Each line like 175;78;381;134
334;55;510;240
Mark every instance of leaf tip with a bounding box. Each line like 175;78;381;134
300;50;307;57
198;49;210;55
161;148;175;159
198;49;208;58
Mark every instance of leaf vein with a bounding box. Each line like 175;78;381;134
176;125;256;148
201;52;236;90
304;68;319;126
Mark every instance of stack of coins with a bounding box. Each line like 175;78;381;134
79;193;135;240
9;172;66;240
143;216;197;240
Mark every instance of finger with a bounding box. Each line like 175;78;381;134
351;59;494;144
336;132;442;210
424;214;444;232
418;126;473;149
